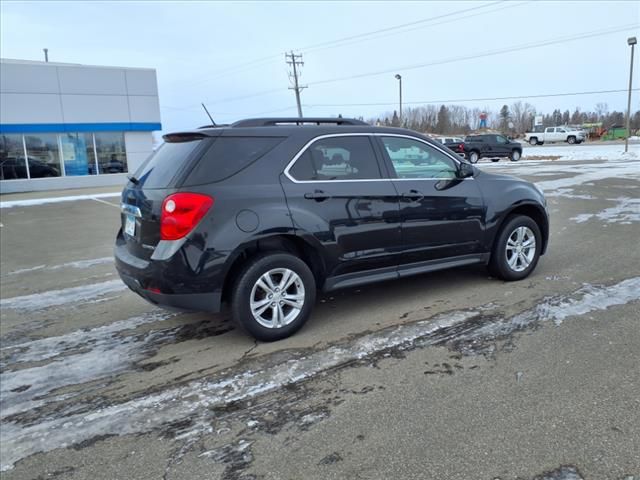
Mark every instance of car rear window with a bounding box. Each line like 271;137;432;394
182;136;284;186
134;136;204;189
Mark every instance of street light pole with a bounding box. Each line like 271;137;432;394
625;36;636;153
395;74;402;126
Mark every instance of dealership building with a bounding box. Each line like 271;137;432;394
0;58;161;193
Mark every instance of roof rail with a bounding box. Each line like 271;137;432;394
198;124;229;129
231;117;368;127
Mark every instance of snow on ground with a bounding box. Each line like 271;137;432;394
0;192;120;209
0;280;126;312
482;155;640;195
3;256;113;277
2;277;639;471
571;197;640;224
520;143;639;161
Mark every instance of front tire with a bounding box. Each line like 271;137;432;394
468;151;480;164
529;137;538;146
231;253;316;341
489;215;542;281
567;136;576;144
510;149;521;161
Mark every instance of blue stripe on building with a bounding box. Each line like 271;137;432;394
0;122;162;134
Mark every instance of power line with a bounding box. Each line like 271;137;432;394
307;24;640;87
301;1;528;55
298;1;506;53
304;88;640;109
177;23;637;110
175;1;514;88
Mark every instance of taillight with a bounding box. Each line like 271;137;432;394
458;143;465;152
160;193;214;241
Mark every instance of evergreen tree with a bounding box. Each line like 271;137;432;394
499;105;510;131
435;105;450;134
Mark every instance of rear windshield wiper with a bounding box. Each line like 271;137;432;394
127;174;140;185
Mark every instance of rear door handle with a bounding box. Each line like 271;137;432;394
304;190;330;201
401;189;424;202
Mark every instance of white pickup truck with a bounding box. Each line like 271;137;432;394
525;127;586;146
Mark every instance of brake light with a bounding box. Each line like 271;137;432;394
160;193;214;241
458;143;465;152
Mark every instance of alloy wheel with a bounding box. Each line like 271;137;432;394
250;268;305;328
505;226;536;272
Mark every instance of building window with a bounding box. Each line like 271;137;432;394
95;132;127;174
0;134;28;180
24;133;62;178
60;133;97;176
0;131;130;180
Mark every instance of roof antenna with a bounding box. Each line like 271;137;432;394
201;103;217;127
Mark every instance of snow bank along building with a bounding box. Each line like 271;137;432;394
0;58;161;193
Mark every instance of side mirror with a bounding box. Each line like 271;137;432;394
458;162;474;178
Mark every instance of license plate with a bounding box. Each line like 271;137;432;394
124;214;136;237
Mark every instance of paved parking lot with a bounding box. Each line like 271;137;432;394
1;149;639;479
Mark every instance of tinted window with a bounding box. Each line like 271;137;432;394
95;132;127;174
0;134;27;180
24;133;62;178
183;136;283;186
381;136;457;180
289;136;381;181
135;138;203;188
466;136;483;142
495;135;507;144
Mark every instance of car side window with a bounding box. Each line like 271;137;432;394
381;136;458;180
495;135;507;144
288;136;382;181
557;128;566;133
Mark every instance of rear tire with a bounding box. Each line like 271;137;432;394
468;151;480;164
231;253;316;341
510;149;521;161
489;215;542;281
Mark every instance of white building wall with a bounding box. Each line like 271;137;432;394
124;132;154;172
0;59;161;126
0;59;162;193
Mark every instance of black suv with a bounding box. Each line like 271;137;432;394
115;118;548;341
462;134;523;163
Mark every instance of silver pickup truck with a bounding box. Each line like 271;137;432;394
525;127;586;146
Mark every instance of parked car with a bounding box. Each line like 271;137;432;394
461;134;523;163
435;136;466;155
0;156;59;179
115;117;549;341
525;126;585;145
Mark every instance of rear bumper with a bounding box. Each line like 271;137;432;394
117;269;221;312
114;231;222;313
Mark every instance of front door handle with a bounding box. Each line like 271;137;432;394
401;189;424;202
304;190;330;201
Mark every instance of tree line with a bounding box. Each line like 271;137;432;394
367;102;640;135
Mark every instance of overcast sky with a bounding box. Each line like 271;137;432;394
1;1;639;133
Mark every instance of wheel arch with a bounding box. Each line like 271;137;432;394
493;203;549;255
221;234;326;303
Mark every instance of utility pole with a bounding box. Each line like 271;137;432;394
625;36;637;153
286;51;306;117
394;74;403;125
